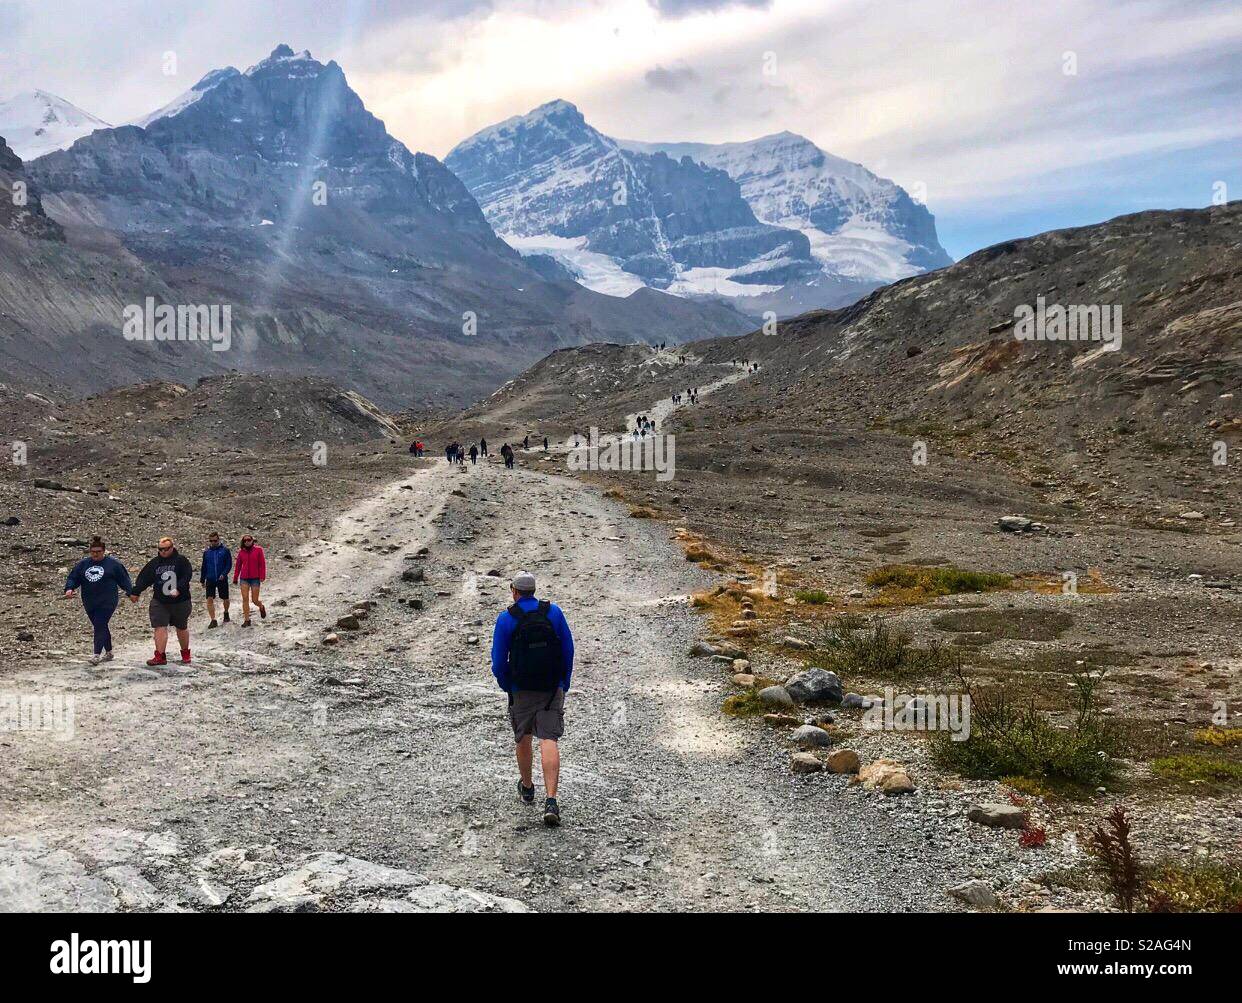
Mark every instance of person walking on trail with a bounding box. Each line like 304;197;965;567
64;535;133;664
232;534;267;627
490;571;574;827
522;434;529;450
542;436;548;451
201;531;232;628
469;443;479;464
480;437;487;457
131;536;193;666
445;443;453;463
500;442;515;469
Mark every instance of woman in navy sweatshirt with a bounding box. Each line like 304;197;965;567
64;536;134;664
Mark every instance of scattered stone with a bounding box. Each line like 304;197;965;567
402;567;425;582
732;673;755;687
763;713;801;727
791;724;833;748
757;685;795;709
322;633;340;645
857;759;914;795
782;635;813;650
335;614;361;631
1179;511;1206;521
689;641;721;658
790;752;823;774
841;693;866;709
784;667;843;704
947;879;998;909
15;630;34;642
967;804;1030;829
824;749;861;774
466;635;479;646
732;658;751;672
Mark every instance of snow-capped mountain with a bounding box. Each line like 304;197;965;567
448;101;952;313
14;46;750;406
0;90;110;160
446;100;821;302
624;132;953;283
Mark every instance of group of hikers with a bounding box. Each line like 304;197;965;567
408;434;556;471
632;414;658;438
63;533;268;666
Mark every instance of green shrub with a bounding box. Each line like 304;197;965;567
934;667;1116;787
819;614;950;680
794;589;831;604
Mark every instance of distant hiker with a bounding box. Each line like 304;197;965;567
501;443;515;469
523;435;529;450
63;535;133;664
131;536;193;666
233;534;267;627
201;531;232;628
409;441;416;454
543;436;548;451
490;571;574;827
480;437;488;456
445;443;454;463
417;440;425;456
469;443;479;464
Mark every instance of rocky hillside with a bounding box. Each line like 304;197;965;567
0;135;62;240
3;47;751;409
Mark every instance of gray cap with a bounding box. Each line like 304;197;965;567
512;571;536;593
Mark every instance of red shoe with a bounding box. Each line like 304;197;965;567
146;651;167;666
180;649;192;664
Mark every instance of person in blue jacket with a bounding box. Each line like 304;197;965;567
200;531;233;628
63;535;133;664
490;570;574;826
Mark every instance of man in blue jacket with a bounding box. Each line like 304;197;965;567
200;531;232;628
491;571;574;826
64;535;133;664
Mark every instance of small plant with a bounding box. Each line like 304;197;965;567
722;690;766;718
1087;806;1142;912
1194;726;1242;748
818;614;950;680
794;588;830;604
865;564;1011;597
1019;826;1047;849
1150;754;1242;784
1144;859;1242;913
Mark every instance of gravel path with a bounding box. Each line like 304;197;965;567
1;445;1078;912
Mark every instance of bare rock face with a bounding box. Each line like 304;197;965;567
0;135;64;241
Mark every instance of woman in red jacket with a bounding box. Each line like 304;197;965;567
232;534;267;627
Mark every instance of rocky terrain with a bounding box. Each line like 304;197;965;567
1;201;1238;913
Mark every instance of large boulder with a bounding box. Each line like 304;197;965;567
757;685;795;709
791;724;833;748
784;667;843;704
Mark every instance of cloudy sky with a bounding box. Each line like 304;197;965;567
3;0;1239;258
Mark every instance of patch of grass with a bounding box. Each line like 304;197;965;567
933;666;1116;788
818;614;951;681
866;564;1011;602
1194;726;1242;748
794;588;831;604
1144;859;1242;912
683;542;722;564
722;690;767;718
1150;754;1242;785
1003;776;1057;799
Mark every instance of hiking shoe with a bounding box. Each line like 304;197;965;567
146;652;167;667
241;620;252;628
517;780;535;805
223;610;230;624
258;602;267;620
180;649;192;665
543;798;561;827
208;619;219;629
103;651;113;662
89;653;103;666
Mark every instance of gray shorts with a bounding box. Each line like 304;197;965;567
509;688;564;742
150;600;191;630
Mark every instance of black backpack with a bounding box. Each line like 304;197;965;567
508;601;563;691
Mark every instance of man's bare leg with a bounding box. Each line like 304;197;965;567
540;739;560;798
153;626;168;655
206;597;216;621
516;735;534;788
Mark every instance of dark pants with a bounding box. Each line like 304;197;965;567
86;603;116;655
